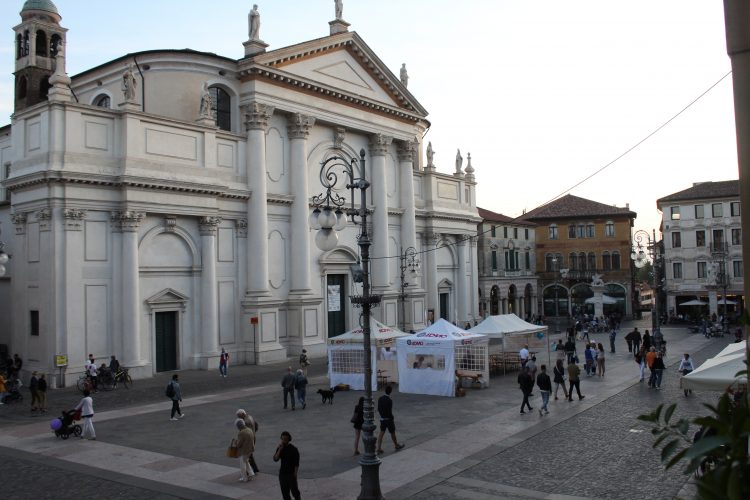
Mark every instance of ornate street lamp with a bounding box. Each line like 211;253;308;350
398;246;420;332
631;229;662;332
309;149;383;500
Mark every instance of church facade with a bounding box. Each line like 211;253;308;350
0;1;480;385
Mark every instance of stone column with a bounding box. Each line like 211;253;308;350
243;103;274;296
117;211;145;368
425;231;439;320
398;139;418;261
288;113;315;295
456;237;468;325
470;238;479;323
369;133;393;290
708;290;719;317
200;217;222;358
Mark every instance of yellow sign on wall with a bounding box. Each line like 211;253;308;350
55;355;68;367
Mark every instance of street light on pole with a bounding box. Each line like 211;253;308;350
309;149;383;500
631;229;662;333
399;246;419;332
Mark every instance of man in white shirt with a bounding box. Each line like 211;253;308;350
75;389;96;440
519;345;530;368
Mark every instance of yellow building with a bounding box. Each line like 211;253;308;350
518;194;637;318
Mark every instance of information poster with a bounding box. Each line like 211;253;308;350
327;284;341;312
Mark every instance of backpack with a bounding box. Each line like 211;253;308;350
165;382;175;398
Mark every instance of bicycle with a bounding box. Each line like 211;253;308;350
113;367;132;389
76;373;93;393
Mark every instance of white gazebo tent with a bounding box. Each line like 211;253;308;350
327;319;409;390
681;351;747;391
396;318;489;397
469;314;549;370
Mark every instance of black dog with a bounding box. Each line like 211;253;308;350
317;388;335;404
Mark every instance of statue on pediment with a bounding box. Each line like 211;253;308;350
426;142;434;167
121;64;137;102
199;82;213;119
400;63;409;87
334;0;343;20
249;4;261;40
455;149;463;173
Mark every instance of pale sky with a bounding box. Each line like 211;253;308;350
0;1;739;235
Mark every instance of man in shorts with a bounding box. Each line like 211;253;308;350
376;385;405;454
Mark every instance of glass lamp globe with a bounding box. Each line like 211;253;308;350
318;207;337;229
309;208;322;230
0;252;8;265
334;209;347;231
0;264;5;277
315;228;339;252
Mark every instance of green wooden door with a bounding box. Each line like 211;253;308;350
155;311;177;372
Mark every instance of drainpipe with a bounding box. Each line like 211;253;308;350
133;56;145;112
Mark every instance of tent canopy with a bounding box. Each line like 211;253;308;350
716;340;746;358
584;295;618;305
681;352;747;391
679;299;708;306
328;319;409;346
469;314;547;339
406;318;487;347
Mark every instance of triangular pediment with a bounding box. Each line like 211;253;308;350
146;288;189;305
248;32;427;117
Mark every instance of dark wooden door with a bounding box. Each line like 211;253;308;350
155;311;177;372
327;274;346;338
440;293;449;321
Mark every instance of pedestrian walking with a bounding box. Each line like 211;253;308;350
518;344;530;369
642;330;652;352
299;349;310;376
609;328;617;353
351;396;365;455
219;348;229;378
536;365;551;416
646;347;657;387
87;359;98;392
281;367;296;410
567;359;584;401
75;389;96;440
273;431;301;500
526;356;538;382
625;327;639;353
236;409;259;474
678;353;695;396
584;343;594;376
596;342;606;376
294;369;308;409
632;328;642;353
552;359;568;400
635;345;646;382
167;374;184;420
29;371;40;413
554;339;565;362
652;352;666;389
518;366;534;414
235;419;256;482
564;337;577;364
38;373;48;412
376;385;405;453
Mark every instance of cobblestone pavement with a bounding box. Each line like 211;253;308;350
397;337;727;500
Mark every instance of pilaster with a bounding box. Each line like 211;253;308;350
288;113;315;296
199;216;221;366
369;133;393;291
398;140;418;266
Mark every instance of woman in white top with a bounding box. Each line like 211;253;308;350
75;389;96;440
596;342;606;377
678;353;695;396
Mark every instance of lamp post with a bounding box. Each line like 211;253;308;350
551;255;568;334
631;229;661;332
309;149;383;500
710;238;730;336
398;246;419;332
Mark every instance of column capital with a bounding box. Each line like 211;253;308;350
369;133;393;156
287;113;316;139
236;219;248;238
397;139;418;161
112;211;145;232
36;208;52;232
199;216;223;235
63;208;87;231
11;212;27;235
243;102;275;131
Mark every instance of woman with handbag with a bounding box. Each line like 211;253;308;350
235;419;256;482
351;396;365;455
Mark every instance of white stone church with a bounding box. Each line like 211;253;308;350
0;1;480;384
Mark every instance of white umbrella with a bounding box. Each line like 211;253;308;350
716;340;746;358
681;352;747;391
718;298;737;305
679;299;708;306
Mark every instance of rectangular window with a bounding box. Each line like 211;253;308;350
525;251;530;270
504;251;510;270
568;225;576;239
576;224;585;238
673;262;683;279
732;228;741;246
695;205;704;219
697;261;707;278
713;229;724;249
30;310;39;336
733;260;743;278
549;226;558;240
491;251;497;271
612;252;621;270
586;224;595;238
731;202;741;217
712;203;723;217
503;227;508;238
696;230;705;247
605;222;615;237
524;228;529;240
670;207;680;220
491;225;496;237
514;251;519;270
672;232;681;248
513;227;518;239
602;253;611;271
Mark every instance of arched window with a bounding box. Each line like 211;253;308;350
209;86;231;131
93;94;111;108
36;31;47;56
16;34;23;59
39;77;50;99
602;251;611;271
578;252;587;271
588;252;596;271
50;34;62;57
23;30;30;56
612;251;621;270
17;76;27;99
569;252;578;270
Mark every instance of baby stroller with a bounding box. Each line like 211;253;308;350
2;378;23;404
52;409;82;439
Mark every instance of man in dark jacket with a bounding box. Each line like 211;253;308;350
518;367;534;414
376;384;405;453
536;365;552;416
29;371;40;412
564;338;577;364
281;367;296;410
273;431;301;500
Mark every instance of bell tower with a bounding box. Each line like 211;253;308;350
13;0;67;112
